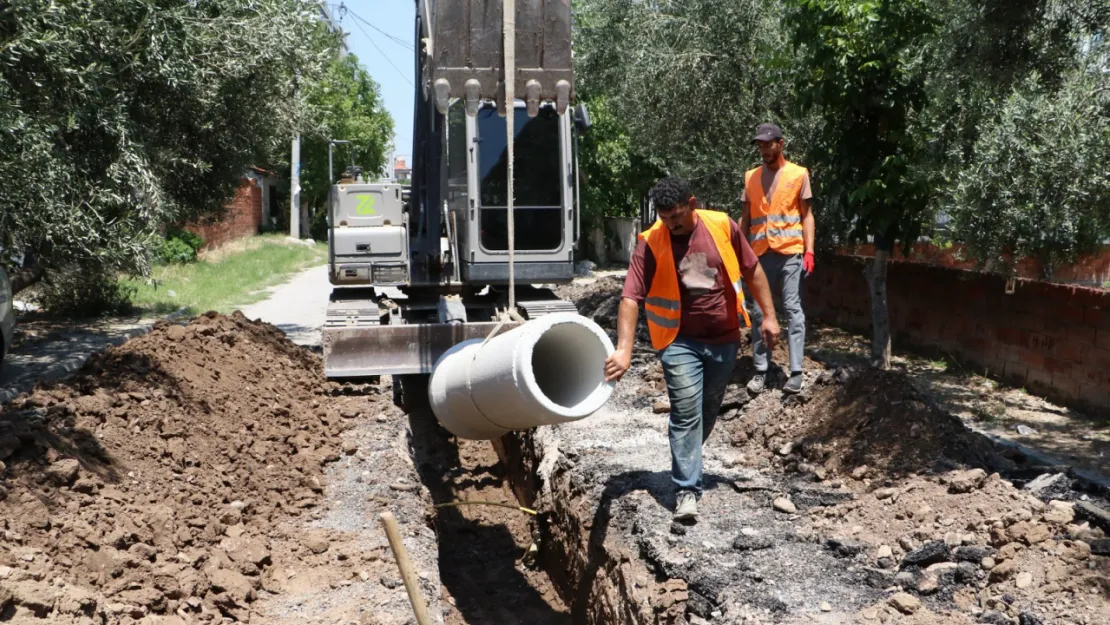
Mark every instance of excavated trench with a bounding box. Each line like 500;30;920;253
400;373;669;625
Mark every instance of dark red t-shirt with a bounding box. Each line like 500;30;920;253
621;215;759;344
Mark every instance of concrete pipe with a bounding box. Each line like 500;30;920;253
427;312;616;440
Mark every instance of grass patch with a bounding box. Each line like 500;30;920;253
124;234;326;316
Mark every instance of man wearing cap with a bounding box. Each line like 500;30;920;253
740;123;815;396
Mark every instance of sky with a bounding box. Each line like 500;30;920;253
327;1;417;164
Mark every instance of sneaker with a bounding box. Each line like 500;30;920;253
746;372;766;396
783;372;804;395
674;490;698;520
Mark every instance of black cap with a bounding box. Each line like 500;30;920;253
752;123;783;143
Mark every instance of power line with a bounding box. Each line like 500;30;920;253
343;6;414;52
349;14;414;86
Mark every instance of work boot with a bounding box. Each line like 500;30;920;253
783;372;804;395
674;490;698;521
746;372;766;396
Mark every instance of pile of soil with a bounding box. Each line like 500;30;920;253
0;312;386;624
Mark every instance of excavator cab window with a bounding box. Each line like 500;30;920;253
476;103;563;252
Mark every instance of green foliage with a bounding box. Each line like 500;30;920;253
576;95;663;226
300;53;395;222
787;0;940;251
573;0;798;209
159;228;205;264
0;0;339;291
945;68;1110;278
32;265;138;317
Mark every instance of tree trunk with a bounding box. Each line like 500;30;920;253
865;247;892;369
9;256;45;296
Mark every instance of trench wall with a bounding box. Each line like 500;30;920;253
803;254;1110;416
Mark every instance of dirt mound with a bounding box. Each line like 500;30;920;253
557;276;650;346
728;367;1009;478
0;311;382;623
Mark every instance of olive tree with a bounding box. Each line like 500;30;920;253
0;0;339;309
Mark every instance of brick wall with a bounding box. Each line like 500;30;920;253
184;177;263;250
840;242;1110;287
804;255;1110;416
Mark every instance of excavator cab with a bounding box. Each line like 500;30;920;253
322;0;588;379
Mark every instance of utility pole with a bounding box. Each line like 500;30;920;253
290;134;301;238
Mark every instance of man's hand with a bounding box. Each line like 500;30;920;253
803;251;815;275
604;348;632;382
761;317;781;352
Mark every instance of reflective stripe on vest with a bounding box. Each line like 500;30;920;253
744;162;807;256
638;209;752;351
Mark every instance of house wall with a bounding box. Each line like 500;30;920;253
184;177;264;250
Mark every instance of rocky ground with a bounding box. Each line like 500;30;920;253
490;275;1110;625
0;312;441;624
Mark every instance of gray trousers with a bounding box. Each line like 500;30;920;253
743;252;806;373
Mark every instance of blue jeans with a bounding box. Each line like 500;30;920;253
659;337;739;495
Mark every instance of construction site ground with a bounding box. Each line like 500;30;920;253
0;270;1106;624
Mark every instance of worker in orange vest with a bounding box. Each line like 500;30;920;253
604;177;779;521
740;123;816;396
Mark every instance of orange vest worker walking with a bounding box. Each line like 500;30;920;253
604;177;779;521
740;123;815;396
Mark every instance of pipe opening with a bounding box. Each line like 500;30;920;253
530;322;608;410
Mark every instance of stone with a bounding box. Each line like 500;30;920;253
1074;501;1110;529
1043;500;1075;524
876;545;893;560
981;557;996;570
888;592;921;614
946;468;988;494
902;540;950;567
341;440;359;455
1010;522;1051;545
1089;538;1110;555
3;580;57;617
820;601;832;612
1018;612;1045;625
303;534;330;555
926;562;958;574
874;488;897;500
862;608;880;620
45;459;81;486
773;497;797;514
1015;572;1033;589
954;545;996;562
851;465;870;480
825;537;866;558
989;559;1018;582
1024;473;1070;501
917;572;939;594
979;611;1011;625
653;401;671;414
732;534;773;551
957;561;978;583
210;569;255;604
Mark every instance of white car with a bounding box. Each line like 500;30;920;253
0;267;13;373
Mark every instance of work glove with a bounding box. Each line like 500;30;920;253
803;251;815;276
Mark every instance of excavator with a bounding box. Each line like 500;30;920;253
321;0;591;401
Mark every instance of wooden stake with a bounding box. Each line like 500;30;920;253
379;510;433;625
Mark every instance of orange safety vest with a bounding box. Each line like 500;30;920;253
639;209;752;351
744;161;808;255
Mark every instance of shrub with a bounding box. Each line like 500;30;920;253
160;228;205;264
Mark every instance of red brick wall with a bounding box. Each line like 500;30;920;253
805;255;1110;416
184;178;262;250
840;242;1110;286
